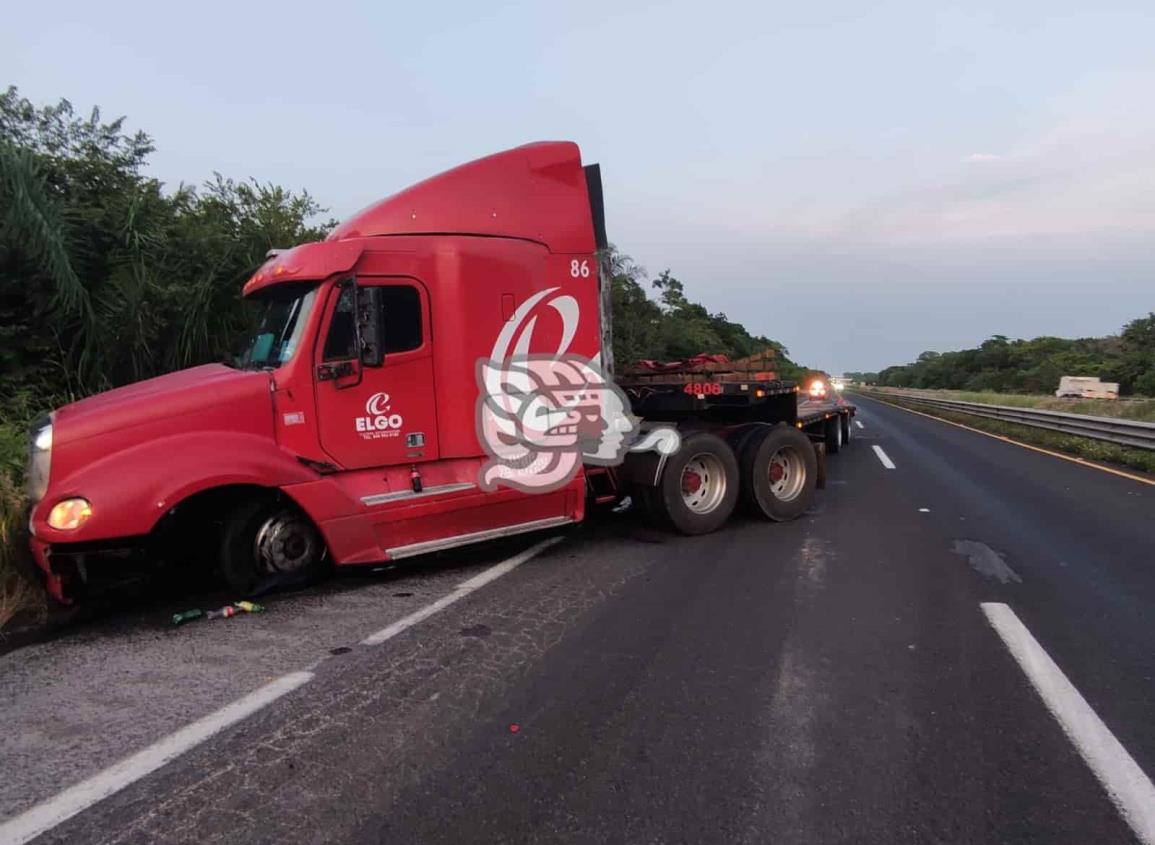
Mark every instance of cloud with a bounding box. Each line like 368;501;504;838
966;153;1001;162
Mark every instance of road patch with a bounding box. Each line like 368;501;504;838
953;540;1021;584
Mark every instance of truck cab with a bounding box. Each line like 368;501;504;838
28;142;607;601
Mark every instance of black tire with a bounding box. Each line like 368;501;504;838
824;415;842;454
840;412;852;445
219;496;328;595
633;485;666;527
650;431;739;535
740;424;817;522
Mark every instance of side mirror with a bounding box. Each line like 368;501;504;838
357;285;385;367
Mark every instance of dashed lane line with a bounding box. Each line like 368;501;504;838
872;445;896;469
855;393;1155;488
982;603;1155;844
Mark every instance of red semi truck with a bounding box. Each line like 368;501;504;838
25;142;855;602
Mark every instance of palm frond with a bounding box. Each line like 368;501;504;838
0;142;91;323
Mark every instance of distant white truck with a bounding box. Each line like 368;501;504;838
1055;376;1119;400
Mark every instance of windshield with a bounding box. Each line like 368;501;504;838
236;284;318;369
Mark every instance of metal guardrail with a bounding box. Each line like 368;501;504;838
859;390;1155;451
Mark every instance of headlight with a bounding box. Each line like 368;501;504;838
27;419;52;503
48;498;92;530
34;425;52;451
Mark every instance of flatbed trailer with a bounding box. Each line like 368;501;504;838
597;358;857;534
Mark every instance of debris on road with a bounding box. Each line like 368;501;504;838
170;601;265;627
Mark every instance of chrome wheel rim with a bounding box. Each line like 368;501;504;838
254;510;323;574
680;452;728;514
768;447;806;501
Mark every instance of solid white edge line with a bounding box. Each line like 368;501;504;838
854;420;864;429
362;535;562;646
0;671;314;845
872;444;896;469
0;535;567;842
981;603;1155;844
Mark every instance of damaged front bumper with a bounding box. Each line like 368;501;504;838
28;527;154;604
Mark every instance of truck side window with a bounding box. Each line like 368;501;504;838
322;284;423;360
322;286;357;361
380;285;423;353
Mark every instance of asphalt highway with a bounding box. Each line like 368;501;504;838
1;394;1152;844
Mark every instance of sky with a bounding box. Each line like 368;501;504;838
4;0;1154;373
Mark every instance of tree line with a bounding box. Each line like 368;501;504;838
846;319;1155;395
606;250;804;378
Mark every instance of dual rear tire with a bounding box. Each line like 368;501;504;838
738;424;818;522
639;424;817;534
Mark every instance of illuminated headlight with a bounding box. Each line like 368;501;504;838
48;498;92;530
34;426;52;451
27;420;52;503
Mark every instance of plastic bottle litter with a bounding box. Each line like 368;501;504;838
207;601;265;619
171;601;265;627
170;609;204;627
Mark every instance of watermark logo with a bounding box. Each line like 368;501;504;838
476;287;679;493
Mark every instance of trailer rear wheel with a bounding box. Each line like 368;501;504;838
651;432;739;535
824;415;842;454
740;424;817;522
840;412;852;445
220;496;328;595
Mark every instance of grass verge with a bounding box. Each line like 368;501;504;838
875;387;1155;422
857;391;1155;476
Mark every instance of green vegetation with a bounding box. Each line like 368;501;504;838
872;388;1155;422
0;88;802;626
847;320;1155;396
859;391;1155;475
606;250;806;378
0;87;335;626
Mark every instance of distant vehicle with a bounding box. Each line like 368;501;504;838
1055;376;1119;400
830;377;846;392
807;378;828;400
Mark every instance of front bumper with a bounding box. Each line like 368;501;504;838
27;532;68;603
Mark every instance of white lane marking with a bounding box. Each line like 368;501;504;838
0;671;314;845
872;445;896;469
918;508;930;513
0;537;565;842
981;603;1155;844
362;536;562;646
854;420;864;429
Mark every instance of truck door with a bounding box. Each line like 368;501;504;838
314;277;439;470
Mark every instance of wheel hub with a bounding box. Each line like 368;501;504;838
767;447;805;501
254;511;321;574
680;453;727;514
682;471;703;494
